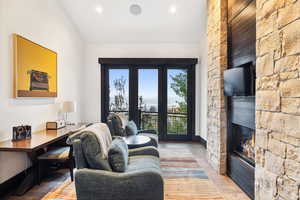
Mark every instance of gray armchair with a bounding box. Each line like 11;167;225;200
75;169;163;200
66;124;163;200
67;129;160;169
107;113;159;147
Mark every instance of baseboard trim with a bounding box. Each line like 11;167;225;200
0;171;25;197
192;135;207;148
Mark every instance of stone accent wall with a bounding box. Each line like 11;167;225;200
207;0;228;174
256;0;300;199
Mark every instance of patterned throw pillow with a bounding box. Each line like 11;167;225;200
125;121;138;136
108;138;129;172
80;132;112;171
111;114;126;136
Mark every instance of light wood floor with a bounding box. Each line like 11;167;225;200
160;142;250;200
2;142;250;200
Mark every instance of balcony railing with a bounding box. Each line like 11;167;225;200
167;113;188;135
139;111;158;130
109;110;188;135
140;111;187;135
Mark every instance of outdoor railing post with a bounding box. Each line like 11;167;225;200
138;109;142;129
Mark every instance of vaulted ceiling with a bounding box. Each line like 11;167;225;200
59;0;206;44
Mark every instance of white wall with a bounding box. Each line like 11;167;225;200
81;0;208;140
199;1;208;140
0;0;208;183
82;42;208;139
0;0;84;183
80;0;208;141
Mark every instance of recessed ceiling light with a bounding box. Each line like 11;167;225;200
96;6;103;14
169;5;177;14
130;4;142;16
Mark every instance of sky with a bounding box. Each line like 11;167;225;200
109;68;186;109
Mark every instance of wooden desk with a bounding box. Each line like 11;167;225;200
0;124;86;195
0;125;84;152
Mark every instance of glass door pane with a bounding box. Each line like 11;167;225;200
138;69;159;132
109;69;129;120
167;69;188;135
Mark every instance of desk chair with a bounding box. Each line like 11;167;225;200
37;146;74;184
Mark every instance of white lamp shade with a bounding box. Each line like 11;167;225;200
62;101;76;113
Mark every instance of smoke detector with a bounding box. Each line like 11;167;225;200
130;4;142;16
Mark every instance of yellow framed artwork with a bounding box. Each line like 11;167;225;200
13;34;57;98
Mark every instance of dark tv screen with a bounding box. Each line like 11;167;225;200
224;66;251;96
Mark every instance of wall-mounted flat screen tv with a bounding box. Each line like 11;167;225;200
224;64;252;96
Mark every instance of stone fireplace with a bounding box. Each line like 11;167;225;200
207;0;300;199
255;0;300;199
207;0;228;175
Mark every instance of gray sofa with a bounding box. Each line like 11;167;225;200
67;123;164;200
107;113;159;147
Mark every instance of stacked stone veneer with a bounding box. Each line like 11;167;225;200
207;0;228;174
256;0;300;199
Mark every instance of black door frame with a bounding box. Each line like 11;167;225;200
99;58;197;141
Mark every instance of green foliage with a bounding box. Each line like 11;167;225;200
170;72;187;113
111;76;128;111
167;115;187;135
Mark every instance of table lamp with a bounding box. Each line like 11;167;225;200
62;101;76;125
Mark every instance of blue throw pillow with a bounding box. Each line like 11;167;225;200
125;120;138;136
108;138;128;172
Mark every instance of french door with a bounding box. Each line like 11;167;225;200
100;58;196;141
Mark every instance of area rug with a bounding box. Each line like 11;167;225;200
42;152;224;200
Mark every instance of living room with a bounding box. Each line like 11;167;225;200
0;0;300;200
